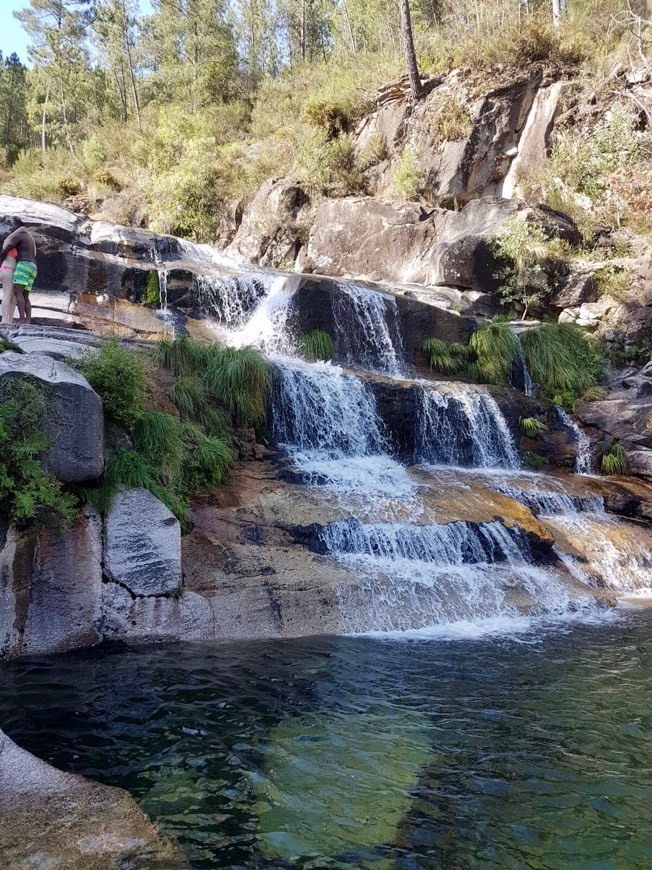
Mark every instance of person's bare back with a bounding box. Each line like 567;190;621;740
2;226;36;264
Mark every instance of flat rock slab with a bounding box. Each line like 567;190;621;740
104;488;182;596
0;728;184;869
0;324;102;360
0;351;104;483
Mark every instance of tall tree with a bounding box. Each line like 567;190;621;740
552;0;562;27
398;0;423;100
93;0;142;128
0;53;29;158
15;0;93;151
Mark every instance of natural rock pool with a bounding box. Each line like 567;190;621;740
2;611;652;869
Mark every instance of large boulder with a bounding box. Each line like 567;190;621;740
299;197;439;285
104;488;182;596
0;508;103;658
430;198;580;292
102;585;214;642
0;324;102;360
0;351;104;483
224;177;311;267
0;728;184;868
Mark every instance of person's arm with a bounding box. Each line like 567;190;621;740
1;230;21;254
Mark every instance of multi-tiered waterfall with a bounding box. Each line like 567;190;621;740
165;247;652;635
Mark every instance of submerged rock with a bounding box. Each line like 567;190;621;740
0;728;184;868
104;488;182;596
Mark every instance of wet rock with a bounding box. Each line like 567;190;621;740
0;508;103;658
301;197;439;284
0;728;184;868
0;324;102;360
104;488;182;596
0;351;104;483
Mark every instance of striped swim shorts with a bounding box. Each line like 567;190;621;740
14;261;37;292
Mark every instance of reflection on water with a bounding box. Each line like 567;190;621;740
2;613;652;868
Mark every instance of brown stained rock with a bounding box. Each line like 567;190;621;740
0;728;185;869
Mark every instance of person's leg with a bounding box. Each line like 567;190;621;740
25;289;31;324
13;285;27;323
1;278;16;323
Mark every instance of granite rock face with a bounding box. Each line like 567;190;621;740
0;351;104;483
0;728;184;868
0;508;103;658
104;488;182;596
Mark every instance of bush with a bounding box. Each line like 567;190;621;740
435;98;473;142
0;379;77;526
421;337;462;375
393;148;422;200
77;339;148;431
142;271;160;307
493;219;550;319
204;345;271;427
521;323;603;408
300;330;334;362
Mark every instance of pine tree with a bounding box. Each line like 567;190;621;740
92;0;142;128
0;53;29;159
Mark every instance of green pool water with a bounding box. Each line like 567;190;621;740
2;611;652;868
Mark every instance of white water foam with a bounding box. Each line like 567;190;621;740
556;406;593;474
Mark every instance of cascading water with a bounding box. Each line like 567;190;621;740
332;281;405;376
151;249;169;312
414;384;521;469
556;406;593;474
195;274;267;328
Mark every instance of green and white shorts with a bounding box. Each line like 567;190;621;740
14;261;37;293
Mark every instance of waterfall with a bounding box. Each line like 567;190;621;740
195;274;266;329
489;483;604;517
332;281;405;376
414;384;521;469
151;249;168;312
555;407;592;474
511;338;533;396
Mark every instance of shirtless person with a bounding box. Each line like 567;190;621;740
1;219;37;324
0;241;18;323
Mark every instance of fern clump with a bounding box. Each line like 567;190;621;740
601;440;627;476
300;330;334;362
519;416;548;438
469;322;521;386
521;323;602;409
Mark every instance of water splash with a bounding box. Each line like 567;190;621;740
415;384;521;469
195;274;267;329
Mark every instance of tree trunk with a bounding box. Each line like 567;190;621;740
398;0;423;101
552;0;562;27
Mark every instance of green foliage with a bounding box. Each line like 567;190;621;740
142;271;160;307
469;322;521;387
169;375;207;420
519;416;548;438
601;439;627;476
300;330;334;362
524;450;547;471
393;148;422;200
204;345;271;427
595;265;630;301
493;218;550;319
421;337;462;375
521;323;603;408
358;132;388;170
77;339;147;431
155;336;210;377
0;378;77;526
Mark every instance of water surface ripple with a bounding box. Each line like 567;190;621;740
2;613;652;868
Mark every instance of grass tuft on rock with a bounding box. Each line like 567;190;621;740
422;337;462;375
300;330;334;362
519;416;548;438
204;345;271;427
469;322;521;386
521;323;602;408
601;440;627;476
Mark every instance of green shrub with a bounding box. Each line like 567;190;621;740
524;450;547;471
155;336;211;377
601;440;627;476
78;339;148;431
469;322;521;386
393;148;422;200
521;323;602;408
493;218;550;319
519;416;548;438
595;266;630;301
169;375;207;420
358;132;388;169
300;330;334;362
0;379;77;526
142;271;160;307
